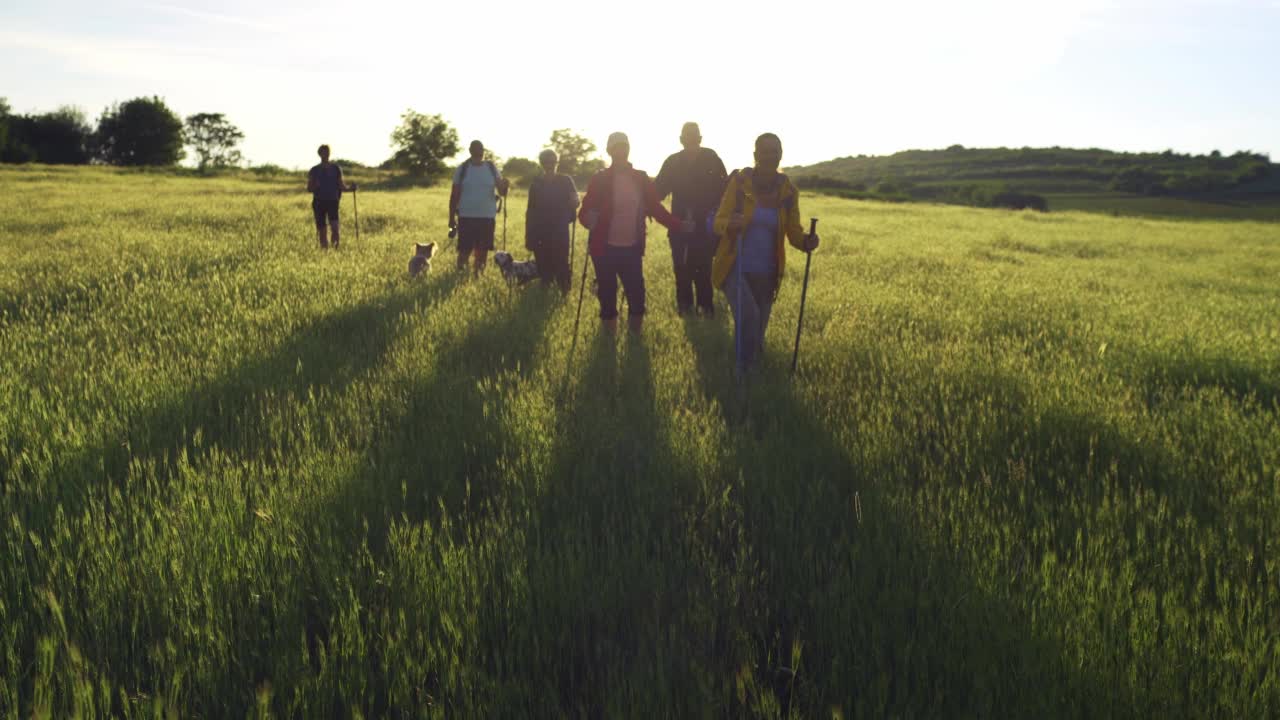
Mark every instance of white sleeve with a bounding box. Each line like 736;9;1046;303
451;165;463;184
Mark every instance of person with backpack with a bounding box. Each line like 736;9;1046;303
579;132;694;335
712;133;819;375
525;148;579;293
449;140;510;273
306;144;357;249
655;122;727;316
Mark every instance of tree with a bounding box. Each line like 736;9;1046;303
94;96;185;166
502;156;540;187
0;98;9;158
1;105;92;164
29;107;93;164
546;129;604;179
389;110;459;180
185;113;244;170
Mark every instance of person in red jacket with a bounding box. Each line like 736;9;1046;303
579;132;693;335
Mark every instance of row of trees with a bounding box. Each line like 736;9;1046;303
3;99;607;183
0;97;245;170
1109;161;1271;196
385;110;604;186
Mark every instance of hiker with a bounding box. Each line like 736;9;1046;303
449;140;510;273
306;144;357;249
712;133;819;374
525;148;580;293
579;132;694;334
655;122;727;316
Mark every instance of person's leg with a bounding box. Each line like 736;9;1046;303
555;241;572;294
724;270;762;373
690;241;714;315
534;247;552;286
747;274;776;360
618;247;646;334
474;219;495;273
670;237;693;314
593;252;620;333
326;199;342;248
456;219;474;270
544;240;569;293
313;200;328;248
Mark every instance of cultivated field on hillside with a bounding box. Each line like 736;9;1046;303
2;165;1277;717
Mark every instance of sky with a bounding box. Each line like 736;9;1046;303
1;0;1277;173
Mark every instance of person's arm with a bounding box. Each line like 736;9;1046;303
782;182;817;251
710;151;728;191
525;180;537;249
448;166;461;225
336;166;356;192
654;155;674;202
566;176;580;224
306;168;317;193
716;172;747;239
644;176;686;233
578;174;601;228
713;172;740;239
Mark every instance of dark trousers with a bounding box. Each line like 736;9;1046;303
592;244;645;319
534;240;571;293
670;235;714;313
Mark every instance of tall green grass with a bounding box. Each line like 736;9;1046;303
1;164;1277;717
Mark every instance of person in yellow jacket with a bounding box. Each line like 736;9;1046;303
712;133;820;374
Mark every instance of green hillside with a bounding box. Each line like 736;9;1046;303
787;146;1279;216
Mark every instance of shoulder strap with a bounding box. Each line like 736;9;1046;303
487;161;499;183
458;162;469;184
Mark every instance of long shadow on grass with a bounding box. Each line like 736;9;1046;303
10;272;465;530
511;330;722;717
270;285;561;717
677;316;1157;717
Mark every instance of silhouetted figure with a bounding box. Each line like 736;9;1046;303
526;148;580;293
579;132;693;335
713;133;819;375
307;144;356;249
449;140;510;273
656;122;727;316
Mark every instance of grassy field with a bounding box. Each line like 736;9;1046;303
1;164;1278;717
1044;192;1280;222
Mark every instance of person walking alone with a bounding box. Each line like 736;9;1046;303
307;144;357;249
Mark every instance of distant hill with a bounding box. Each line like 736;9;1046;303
785;146;1277;213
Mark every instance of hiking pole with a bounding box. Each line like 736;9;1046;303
790;218;818;376
352;188;360;244
501;197;508;251
570;222;591;352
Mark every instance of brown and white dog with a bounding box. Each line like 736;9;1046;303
408;242;436;278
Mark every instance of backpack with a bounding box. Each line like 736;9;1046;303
458;160;503;211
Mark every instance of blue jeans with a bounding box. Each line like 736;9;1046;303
723;270;775;372
592;244;645;319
